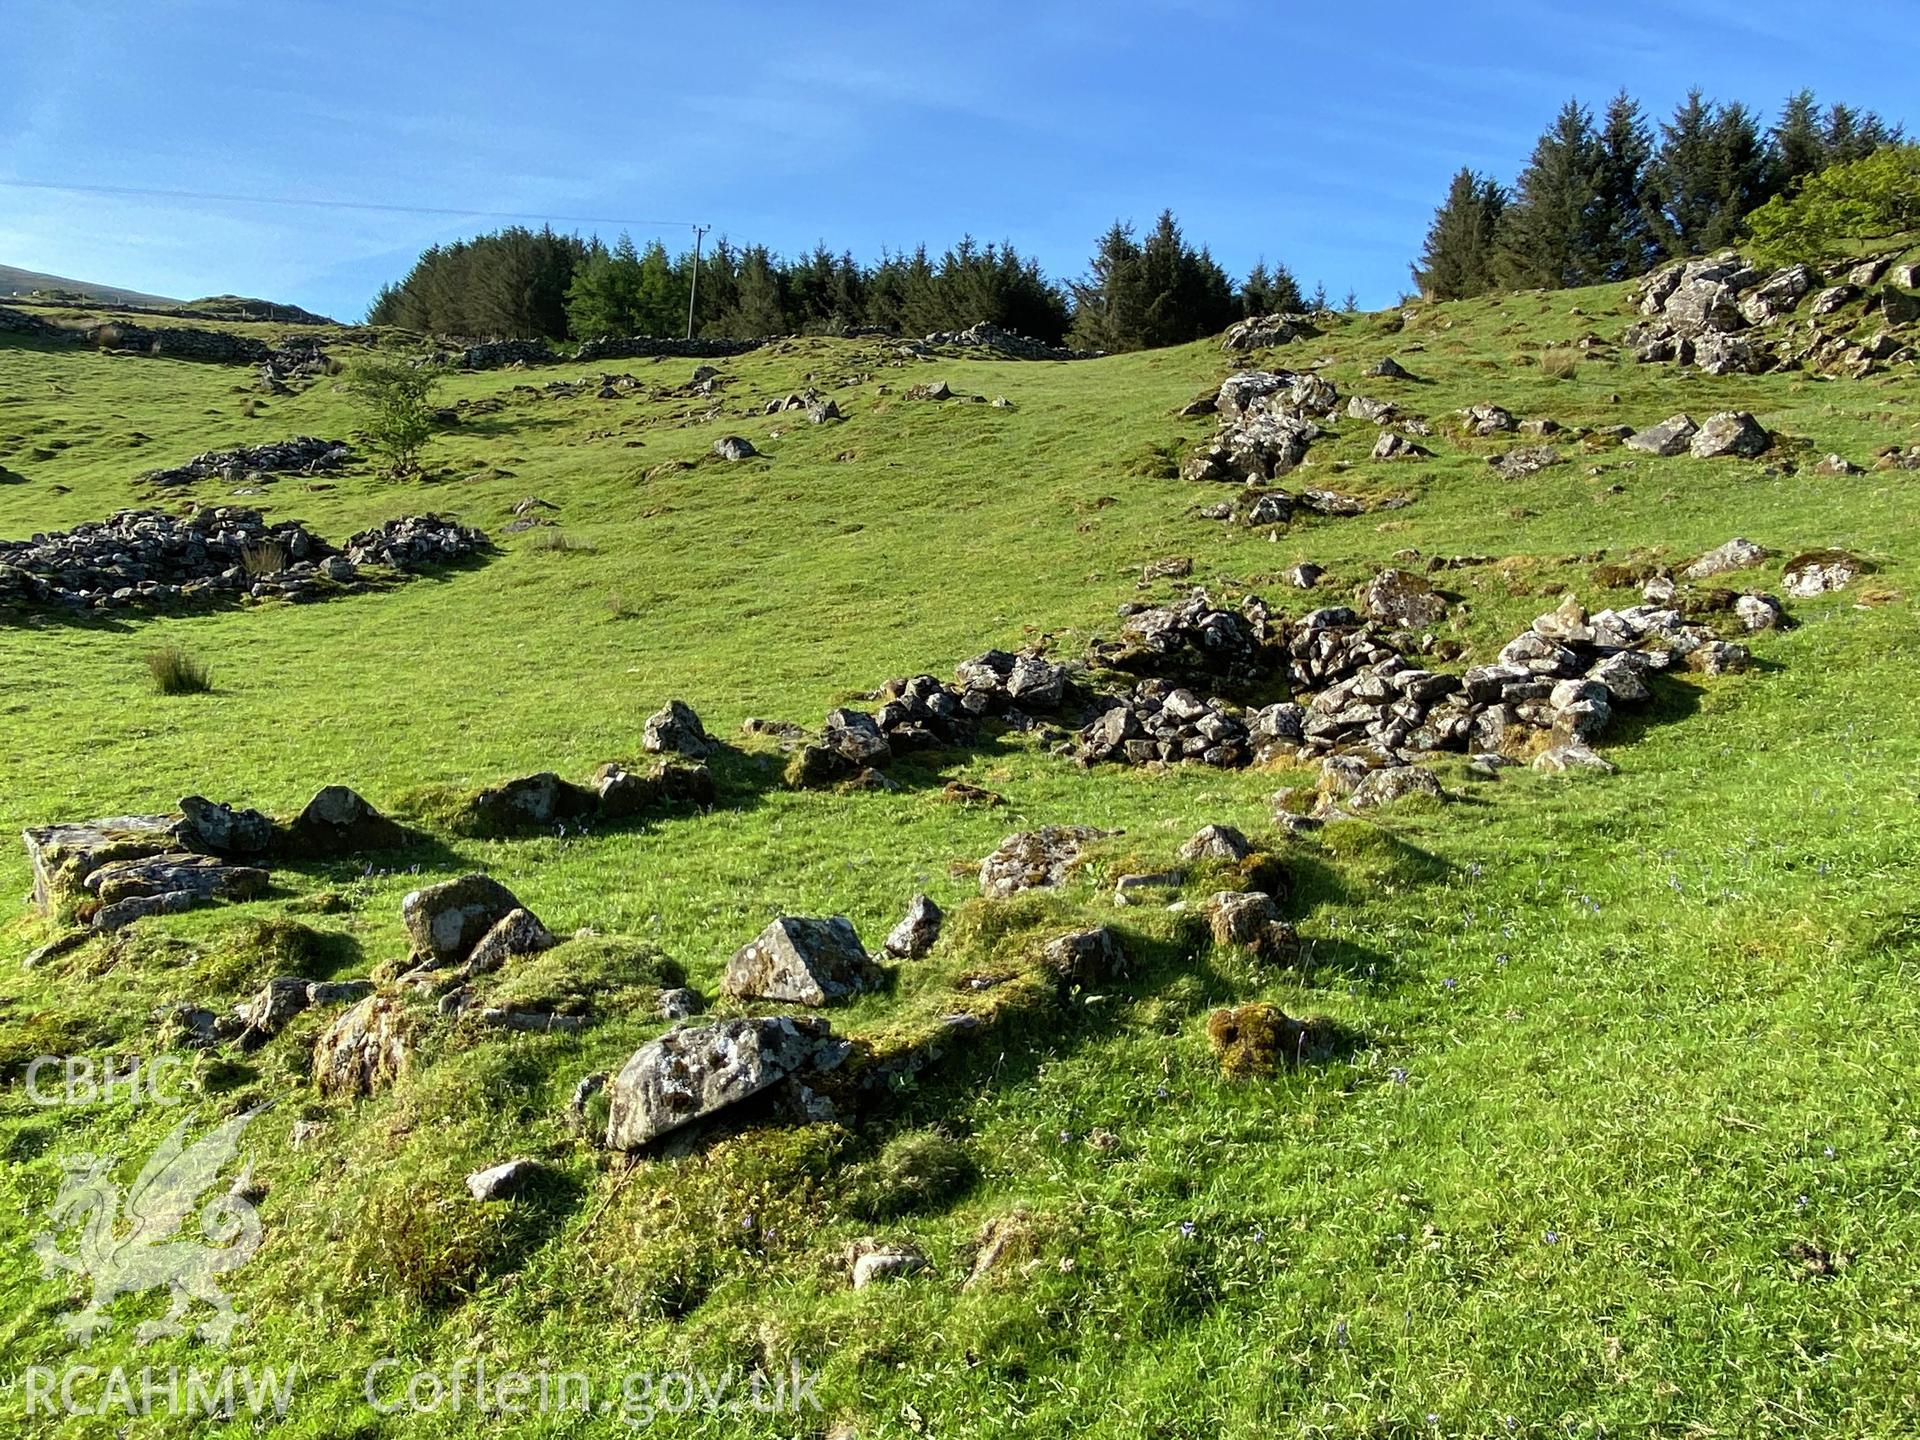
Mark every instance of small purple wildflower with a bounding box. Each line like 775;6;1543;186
1389;1067;1409;1086
1179;1220;1196;1240
1334;1320;1349;1347
1544;1230;1560;1245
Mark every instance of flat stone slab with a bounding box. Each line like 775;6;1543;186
23;815;182;912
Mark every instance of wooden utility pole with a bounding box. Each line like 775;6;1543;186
685;224;709;340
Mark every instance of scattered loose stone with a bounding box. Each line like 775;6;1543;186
1683;537;1768;580
713;435;758;461
460;907;558;979
1179;824;1250;862
465;1157;545;1201
882;894;943;960
1626;415;1699;456
849;1239;928;1289
1689;411;1771;460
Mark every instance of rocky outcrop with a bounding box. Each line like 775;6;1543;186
1181;370;1339;484
1627;249;1916;378
1221;313;1318;352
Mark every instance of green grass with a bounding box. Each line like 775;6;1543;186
2;271;1919;1437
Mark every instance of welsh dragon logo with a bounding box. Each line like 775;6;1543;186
33;1107;265;1346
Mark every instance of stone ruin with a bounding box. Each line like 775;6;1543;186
141;436;352;490
0;508;489;617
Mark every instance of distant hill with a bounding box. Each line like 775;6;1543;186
0;266;337;325
0;263;180;308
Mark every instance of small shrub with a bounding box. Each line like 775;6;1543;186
1540;348;1580;380
343;354;442;475
146;644;212;695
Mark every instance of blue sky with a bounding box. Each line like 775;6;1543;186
2;0;1910;321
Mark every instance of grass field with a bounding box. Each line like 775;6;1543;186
2;270;1919;1437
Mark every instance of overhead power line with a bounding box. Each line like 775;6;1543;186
0;178;703;233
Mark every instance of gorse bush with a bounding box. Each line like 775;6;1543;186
1747;144;1920;263
145;643;212;695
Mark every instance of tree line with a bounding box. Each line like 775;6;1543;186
1414;88;1904;300
366;211;1313;351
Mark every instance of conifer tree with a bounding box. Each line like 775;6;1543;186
1494;100;1605;289
1411;168;1506;298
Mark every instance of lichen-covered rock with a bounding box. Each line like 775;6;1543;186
722;916;883;1005
979;826;1110;898
176;796;277;856
1734;592;1787;631
882;894;943;960
312;995;415;1098
400;873;524;966
460;907;558;979
1205;892;1295;959
1683;537;1768;580
84;852;268;906
642;699;716;758
462;772;596;834
1179;824;1251;862
1781;549;1870;598
1689;412;1771;460
1347;765;1443;810
1625;415;1698;456
713;435;757;461
1041;927;1129;987
1361;568;1447;628
603;1015;835;1149
22;815;183;912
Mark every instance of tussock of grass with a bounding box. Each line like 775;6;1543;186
144;641;213;694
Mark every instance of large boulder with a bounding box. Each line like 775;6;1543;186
722;916;884;1005
1664;278;1744;334
1689;412;1770;460
401;873;524;966
979;826;1110;898
463;772;596;833
604;1016;834;1149
642;700;716;758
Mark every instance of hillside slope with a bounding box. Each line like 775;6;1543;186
2;260;1919;1437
